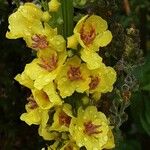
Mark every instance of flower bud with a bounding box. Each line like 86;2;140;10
48;0;61;12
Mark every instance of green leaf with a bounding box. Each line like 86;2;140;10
142;84;150;91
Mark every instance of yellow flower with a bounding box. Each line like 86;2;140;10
67;15;113;70
22;49;67;90
88;65;116;100
49;104;73;132
48;0;61;12
6;3;43;39
56;56;91;98
73;15;112;51
69;106;112;150
32;82;62;109
20;96;49;126
6;3;65;52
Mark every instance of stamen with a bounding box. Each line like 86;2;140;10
59;111;71;127
27;95;38;109
38;54;58;72
84;121;102;136
67;66;82;81
89;76;100;90
80;24;96;46
32;34;48;49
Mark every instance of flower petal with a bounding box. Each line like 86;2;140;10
80;49;103;70
94;30;112;47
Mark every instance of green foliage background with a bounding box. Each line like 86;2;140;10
0;0;150;149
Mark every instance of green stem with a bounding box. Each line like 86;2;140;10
61;0;74;39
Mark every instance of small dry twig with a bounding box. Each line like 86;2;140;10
123;0;131;15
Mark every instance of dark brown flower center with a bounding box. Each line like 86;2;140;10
27;95;38;109
89;76;100;90
84;121;102;136
59;111;71;127
67;66;82;81
38;54;58;72
80;24;96;46
32;34;49;49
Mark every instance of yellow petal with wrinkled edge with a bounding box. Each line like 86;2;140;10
19;3;43;20
24;59;48;81
74;15;89;34
85;15;108;33
6;3;43;39
41;109;49;127
67;35;79;49
57;78;76;98
20;108;41;126
15;72;34;89
43;82;62;105
49;35;66;52
102;129;115;149
80;49;103;70
34;72;56;90
94;30;112;47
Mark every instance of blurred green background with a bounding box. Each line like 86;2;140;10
0;0;150;149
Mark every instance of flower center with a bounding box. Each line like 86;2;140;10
38;54;58;72
84;121;102;136
59;111;71;127
67;66;82;81
41;91;49;102
64;145;73;150
27;95;38;109
89;76;100;90
31;34;49;49
80;24;96;46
